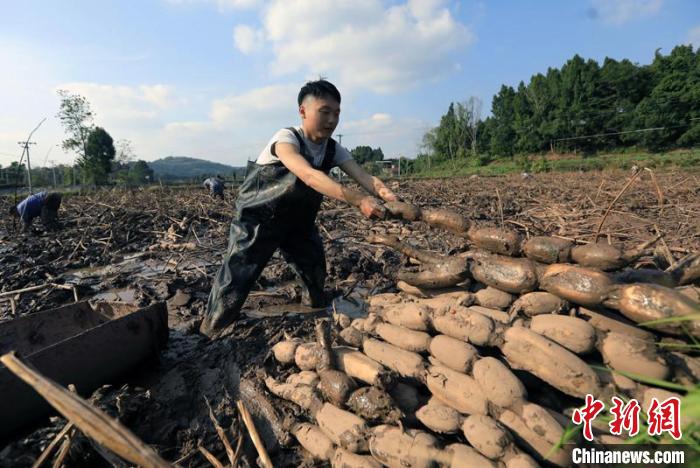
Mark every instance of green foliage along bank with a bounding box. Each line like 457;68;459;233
415;45;700;173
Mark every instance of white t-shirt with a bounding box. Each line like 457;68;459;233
256;126;352;168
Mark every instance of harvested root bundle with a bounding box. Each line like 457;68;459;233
287;371;319;387
316;403;370;453
293;422;335;461
604;283;700;337
369;425;452;468
367;233;443;265
571;238;657;271
373;303;432;332
339;326;365;348
501;327;600;398
577;307;655;341
461;414;515;461
367;233;469;288
384;201;422;221
272;339;302;365
416;401;462;434
510;292;568;317
428;334;479;373
471;357;527;409
334;347;394;388
346;386;401;424
522;236;573;264
420;209;470;234
467;226;523;256
362;338;426;381
599;332;669;381
448;443;498;468
295;343;322;371
398;263;470;289
540;264;615;307
264;376;323;413
431;306;496;346
529;315;596;354
396;280;470;299
498;409;571;467
425;364;489;415
374;322;432;353
469;305;511;324
469;253;538;294
474;286;515;310
332;449;382;468
318;370;358;407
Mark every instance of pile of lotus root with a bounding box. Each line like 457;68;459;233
265;202;699;467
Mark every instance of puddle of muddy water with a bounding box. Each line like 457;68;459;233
243;288;371;320
92;288;138;303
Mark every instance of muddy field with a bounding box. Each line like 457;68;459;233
0;169;698;466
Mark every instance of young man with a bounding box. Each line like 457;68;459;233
8;191;62;231
203;176;224;199
200;79;397;337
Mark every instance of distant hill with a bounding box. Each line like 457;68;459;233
149;156;246;181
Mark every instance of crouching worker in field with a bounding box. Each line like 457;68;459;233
203;176;224;199
9;191;62;231
200;79;397;337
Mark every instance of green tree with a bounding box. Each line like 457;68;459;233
83;127;115;185
490;85;517;157
350;145;384;164
56;90;95;171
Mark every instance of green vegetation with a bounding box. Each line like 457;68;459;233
413;45;700;176
148;156;245;182
403;149;700;178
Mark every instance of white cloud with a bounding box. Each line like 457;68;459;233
55;83;179;123
339;113;430;158
590;0;663;25
233;25;265;54
689;25;700;49
210;84;299;126
253;0;472;93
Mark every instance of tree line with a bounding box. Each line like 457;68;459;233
416;45;700;170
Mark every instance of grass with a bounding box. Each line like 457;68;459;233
405;148;700;178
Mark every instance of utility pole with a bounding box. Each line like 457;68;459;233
49;160;57;187
16;118;46;194
17;140;36;193
336;134;343;145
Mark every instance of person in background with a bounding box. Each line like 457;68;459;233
203;176;224;199
8;191;62;231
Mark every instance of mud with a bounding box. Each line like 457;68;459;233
0;169;698;465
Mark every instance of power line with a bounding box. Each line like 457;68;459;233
551;117;700;143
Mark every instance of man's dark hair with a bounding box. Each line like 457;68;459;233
297;79;341;106
8;205;18;217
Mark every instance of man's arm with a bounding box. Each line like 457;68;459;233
275;142;384;218
338;159;398;202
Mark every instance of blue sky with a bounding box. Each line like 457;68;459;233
1;0;698;168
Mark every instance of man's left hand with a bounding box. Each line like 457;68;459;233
377;186;398;202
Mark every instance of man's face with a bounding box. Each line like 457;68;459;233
300;95;340;142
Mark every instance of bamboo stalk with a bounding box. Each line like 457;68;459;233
0;352;170;468
198;446;225;468
236;400;273;468
204;397;236;466
31;422;74;468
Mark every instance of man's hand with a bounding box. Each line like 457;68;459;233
377;186;398;202
358;196;386;219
